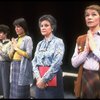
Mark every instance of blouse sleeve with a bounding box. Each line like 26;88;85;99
32;43;41;79
42;39;65;83
16;37;33;59
71;43;89;68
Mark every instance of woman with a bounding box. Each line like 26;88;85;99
71;4;100;98
9;18;33;99
0;24;11;98
32;14;65;98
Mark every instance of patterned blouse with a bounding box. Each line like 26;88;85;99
0;39;11;61
32;34;65;83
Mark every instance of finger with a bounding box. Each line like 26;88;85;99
46;83;48;86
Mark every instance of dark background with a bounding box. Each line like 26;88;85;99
0;0;100;97
0;0;100;73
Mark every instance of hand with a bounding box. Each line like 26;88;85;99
0;46;2;50
87;30;96;51
11;38;18;51
36;78;48;89
11;38;17;43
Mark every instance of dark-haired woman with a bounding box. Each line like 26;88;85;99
0;24;11;99
9;18;33;99
32;14;65;99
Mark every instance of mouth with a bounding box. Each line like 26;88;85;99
87;21;93;24
41;31;46;33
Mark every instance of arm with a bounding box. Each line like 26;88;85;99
8;42;15;59
16;38;33;59
42;39;65;83
71;43;89;68
88;31;100;60
12;37;33;59
93;48;100;61
32;43;41;79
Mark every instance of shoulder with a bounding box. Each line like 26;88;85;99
4;39;11;45
53;36;64;43
24;35;32;40
24;35;31;39
37;40;43;46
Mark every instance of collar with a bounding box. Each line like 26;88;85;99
97;31;100;35
43;34;54;43
2;39;10;44
18;33;25;38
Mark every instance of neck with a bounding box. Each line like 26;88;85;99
89;26;100;35
45;33;53;41
18;33;25;38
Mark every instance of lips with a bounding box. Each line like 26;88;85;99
87;21;93;24
41;31;46;33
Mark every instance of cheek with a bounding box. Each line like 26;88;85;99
94;16;99;20
93;18;100;26
47;28;52;33
85;18;88;25
41;31;47;36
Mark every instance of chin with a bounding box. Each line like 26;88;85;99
41;33;46;36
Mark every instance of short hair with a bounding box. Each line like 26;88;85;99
13;18;28;33
85;4;100;15
39;14;57;33
0;24;10;35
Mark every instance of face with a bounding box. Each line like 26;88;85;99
39;20;53;37
0;32;6;40
15;25;25;35
85;9;100;29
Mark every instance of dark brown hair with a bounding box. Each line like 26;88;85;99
0;24;10;37
13;18;28;33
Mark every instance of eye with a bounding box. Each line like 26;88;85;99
85;12;98;17
85;13;89;17
40;25;43;28
44;24;49;27
92;13;97;16
40;24;49;28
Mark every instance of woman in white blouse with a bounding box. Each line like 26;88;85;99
71;4;100;98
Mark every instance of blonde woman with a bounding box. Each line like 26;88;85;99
71;4;100;98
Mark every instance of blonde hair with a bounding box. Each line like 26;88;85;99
85;4;100;15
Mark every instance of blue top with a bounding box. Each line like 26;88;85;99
32;34;65;83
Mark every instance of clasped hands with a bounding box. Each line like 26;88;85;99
36;77;48;89
84;30;96;52
11;38;19;51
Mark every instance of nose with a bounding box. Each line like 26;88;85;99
41;26;46;30
88;15;93;19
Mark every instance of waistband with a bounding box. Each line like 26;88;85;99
83;68;100;73
0;61;11;62
12;59;21;62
